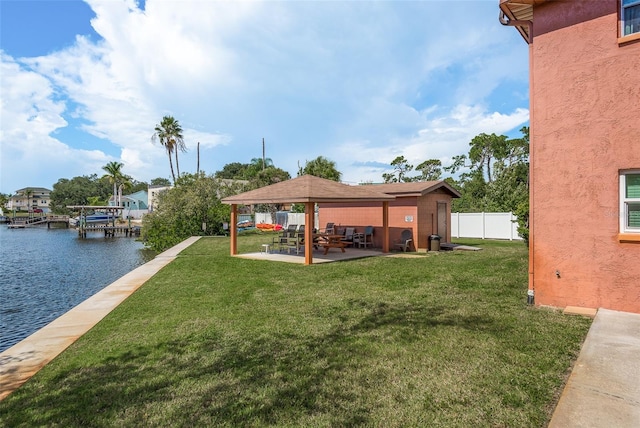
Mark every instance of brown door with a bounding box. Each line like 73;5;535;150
437;202;447;242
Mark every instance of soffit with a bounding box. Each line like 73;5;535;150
499;0;550;42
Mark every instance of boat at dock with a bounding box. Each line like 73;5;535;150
69;212;119;226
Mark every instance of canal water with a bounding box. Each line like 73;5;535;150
0;225;156;353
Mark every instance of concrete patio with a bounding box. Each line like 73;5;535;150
235;247;390;264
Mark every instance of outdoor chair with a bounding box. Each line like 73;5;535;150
356;225;374;248
394;229;413;252
273;224;297;252
320;222;335;235
340;227;356;247
287;224;305;254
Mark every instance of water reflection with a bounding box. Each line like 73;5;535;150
0;226;155;352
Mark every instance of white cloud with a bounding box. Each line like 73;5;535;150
0;0;529;193
335;103;529;185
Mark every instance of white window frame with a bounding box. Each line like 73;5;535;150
622;0;640;36
620;170;640;233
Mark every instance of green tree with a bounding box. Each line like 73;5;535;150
49;175;112;214
150;177;172;187
0;193;10;209
101;161;125;205
298;156;342;181
468;133;508;183
25;188;33;213
445;127;530;243
87;196;106;206
245;158;274;179
141;173;242;251
215;162;250;180
249;167;291;216
126;179;148;194
415;159;442;181
383;156;414;183
250;167;290;189
152;116;186;184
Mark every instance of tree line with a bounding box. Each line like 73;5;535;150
6;113;528;250
378;127;530;242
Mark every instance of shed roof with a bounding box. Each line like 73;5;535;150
367;181;461;198
221;175;396;205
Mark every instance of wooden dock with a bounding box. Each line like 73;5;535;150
7;215;70;229
77;224;141;238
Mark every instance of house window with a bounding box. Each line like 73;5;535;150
623;0;640;36
621;171;640;233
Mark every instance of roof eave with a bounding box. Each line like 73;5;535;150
222;196;395;205
499;0;550;44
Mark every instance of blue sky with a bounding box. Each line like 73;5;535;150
0;0;529;194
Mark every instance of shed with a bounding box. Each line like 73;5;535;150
318;181;461;251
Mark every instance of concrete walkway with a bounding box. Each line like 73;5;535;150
0;237;201;401
549;308;640;427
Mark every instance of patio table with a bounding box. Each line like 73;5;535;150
315;233;348;255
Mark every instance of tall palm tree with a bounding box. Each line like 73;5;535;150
24;188;33;215
101;161;125;206
152;116;186;184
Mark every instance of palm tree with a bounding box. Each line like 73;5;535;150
101;161;125;206
24;188;33;216
152;116;186;184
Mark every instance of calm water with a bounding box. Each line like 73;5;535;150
0;225;155;352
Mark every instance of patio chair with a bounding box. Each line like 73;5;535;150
273;224;297;252
357;225;374;248
340;227;356;247
320;222;335;235
394;229;413;252
286;224;305;254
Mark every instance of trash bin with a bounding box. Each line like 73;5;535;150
428;234;441;252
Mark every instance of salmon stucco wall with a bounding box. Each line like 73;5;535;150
530;0;640;312
319;200;418;250
319;192;453;250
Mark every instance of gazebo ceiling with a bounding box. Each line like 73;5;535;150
221;175;396;205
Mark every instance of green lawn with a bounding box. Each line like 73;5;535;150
0;235;591;427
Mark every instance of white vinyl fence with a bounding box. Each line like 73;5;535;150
255;211;521;241
451;212;522;241
255;212;320;230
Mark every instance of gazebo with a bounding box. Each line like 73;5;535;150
221;175;396;265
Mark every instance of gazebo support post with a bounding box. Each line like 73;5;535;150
230;204;238;255
382;201;389;253
305;202;314;265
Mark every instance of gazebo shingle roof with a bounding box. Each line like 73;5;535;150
366;181;461;198
221;175;396;204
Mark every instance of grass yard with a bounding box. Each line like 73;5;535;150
0;235;591;427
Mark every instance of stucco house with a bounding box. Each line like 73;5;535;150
121;190;149;219
148;185;172;212
318;181;461;251
499;0;640;312
5;187;52;213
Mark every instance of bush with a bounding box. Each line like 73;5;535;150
141;173;243;251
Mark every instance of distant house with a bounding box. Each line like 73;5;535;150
318;181;461;251
6;187;52;213
499;0;640;312
121;190;149;219
147;185;172;213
